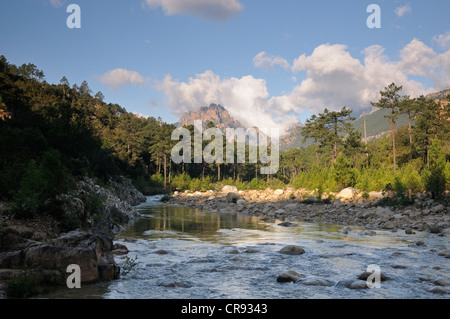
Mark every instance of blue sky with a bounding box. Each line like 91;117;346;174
1;0;449;133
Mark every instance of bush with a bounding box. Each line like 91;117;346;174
425;139;446;199
6;271;40;298
267;177;285;190
170;173;191;191
249;178;267;190
13;149;73;219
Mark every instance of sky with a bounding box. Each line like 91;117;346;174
1;0;449;134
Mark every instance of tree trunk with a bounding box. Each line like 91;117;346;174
217;164;220;181
408;115;413;160
315;139;319;166
163;155;167;189
333;141;337;163
168;160;172;184
392;120;397;175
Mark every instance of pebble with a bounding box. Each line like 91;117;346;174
154;249;169;254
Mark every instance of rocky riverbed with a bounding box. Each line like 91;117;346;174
0;176;146;298
167;186;450;236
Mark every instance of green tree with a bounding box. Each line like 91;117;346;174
425;139;446;199
371;83;404;174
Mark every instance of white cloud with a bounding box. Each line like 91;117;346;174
156;70;298;134
49;0;65;7
395;3;412;17
253;52;290;70
99;68;146;91
156;39;450;134
433;31;450;50
143;0;243;22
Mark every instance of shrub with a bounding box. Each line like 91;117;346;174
170;173;191;191
425;139;446;199
13;149;73;219
267;177;285;190
6;271;40;298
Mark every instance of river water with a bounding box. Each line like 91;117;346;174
39;196;449;299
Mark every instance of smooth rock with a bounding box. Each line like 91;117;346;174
274;189;284;195
434;278;450;286
336;187;358;200
279;245;305;255
358;271;389;282
226;192;242;203
349;281;368;289
222;185;238;193
430;287;447;294
302;278;334;287
276;270;301;283
277;222;298;227
154;250;169;255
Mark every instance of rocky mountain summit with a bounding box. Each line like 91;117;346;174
177;103;245;132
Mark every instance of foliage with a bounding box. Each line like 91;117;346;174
425;139;447;199
6;271;40;298
121;255;139;276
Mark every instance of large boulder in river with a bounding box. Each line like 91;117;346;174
0;230;120;283
279;245;305;255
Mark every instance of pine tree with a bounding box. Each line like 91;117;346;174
371;83;403;174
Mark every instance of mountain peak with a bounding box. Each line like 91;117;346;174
177;104;245;131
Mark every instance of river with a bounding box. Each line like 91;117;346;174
38;195;449;299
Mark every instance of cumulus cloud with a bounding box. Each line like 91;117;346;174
288;40;450;114
395;3;412;17
156;39;450;134
156;70;298;134
99;68;146;91
433;31;450;50
253;52;290;70
143;0;243;22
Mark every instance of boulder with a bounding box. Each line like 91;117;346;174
277;222;298;227
430;287;447;294
434;278;450;286
236;199;246;205
368;191;383;201
279;245;305;255
274;189;284;195
276;270;301;283
226;192;242;203
0;230;119;284
302;278;334;287
430;204;445;214
349;281;368;289
222;185;238;193
358;271;389;282
336;187;358;200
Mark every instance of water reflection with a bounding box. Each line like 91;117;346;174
119;205;270;242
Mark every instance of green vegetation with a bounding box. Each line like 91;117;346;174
0;55;448;218
6;271;40;298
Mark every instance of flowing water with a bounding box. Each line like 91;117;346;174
38;196;449;299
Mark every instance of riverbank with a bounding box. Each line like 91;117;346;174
0;176;146;298
167;187;450;236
